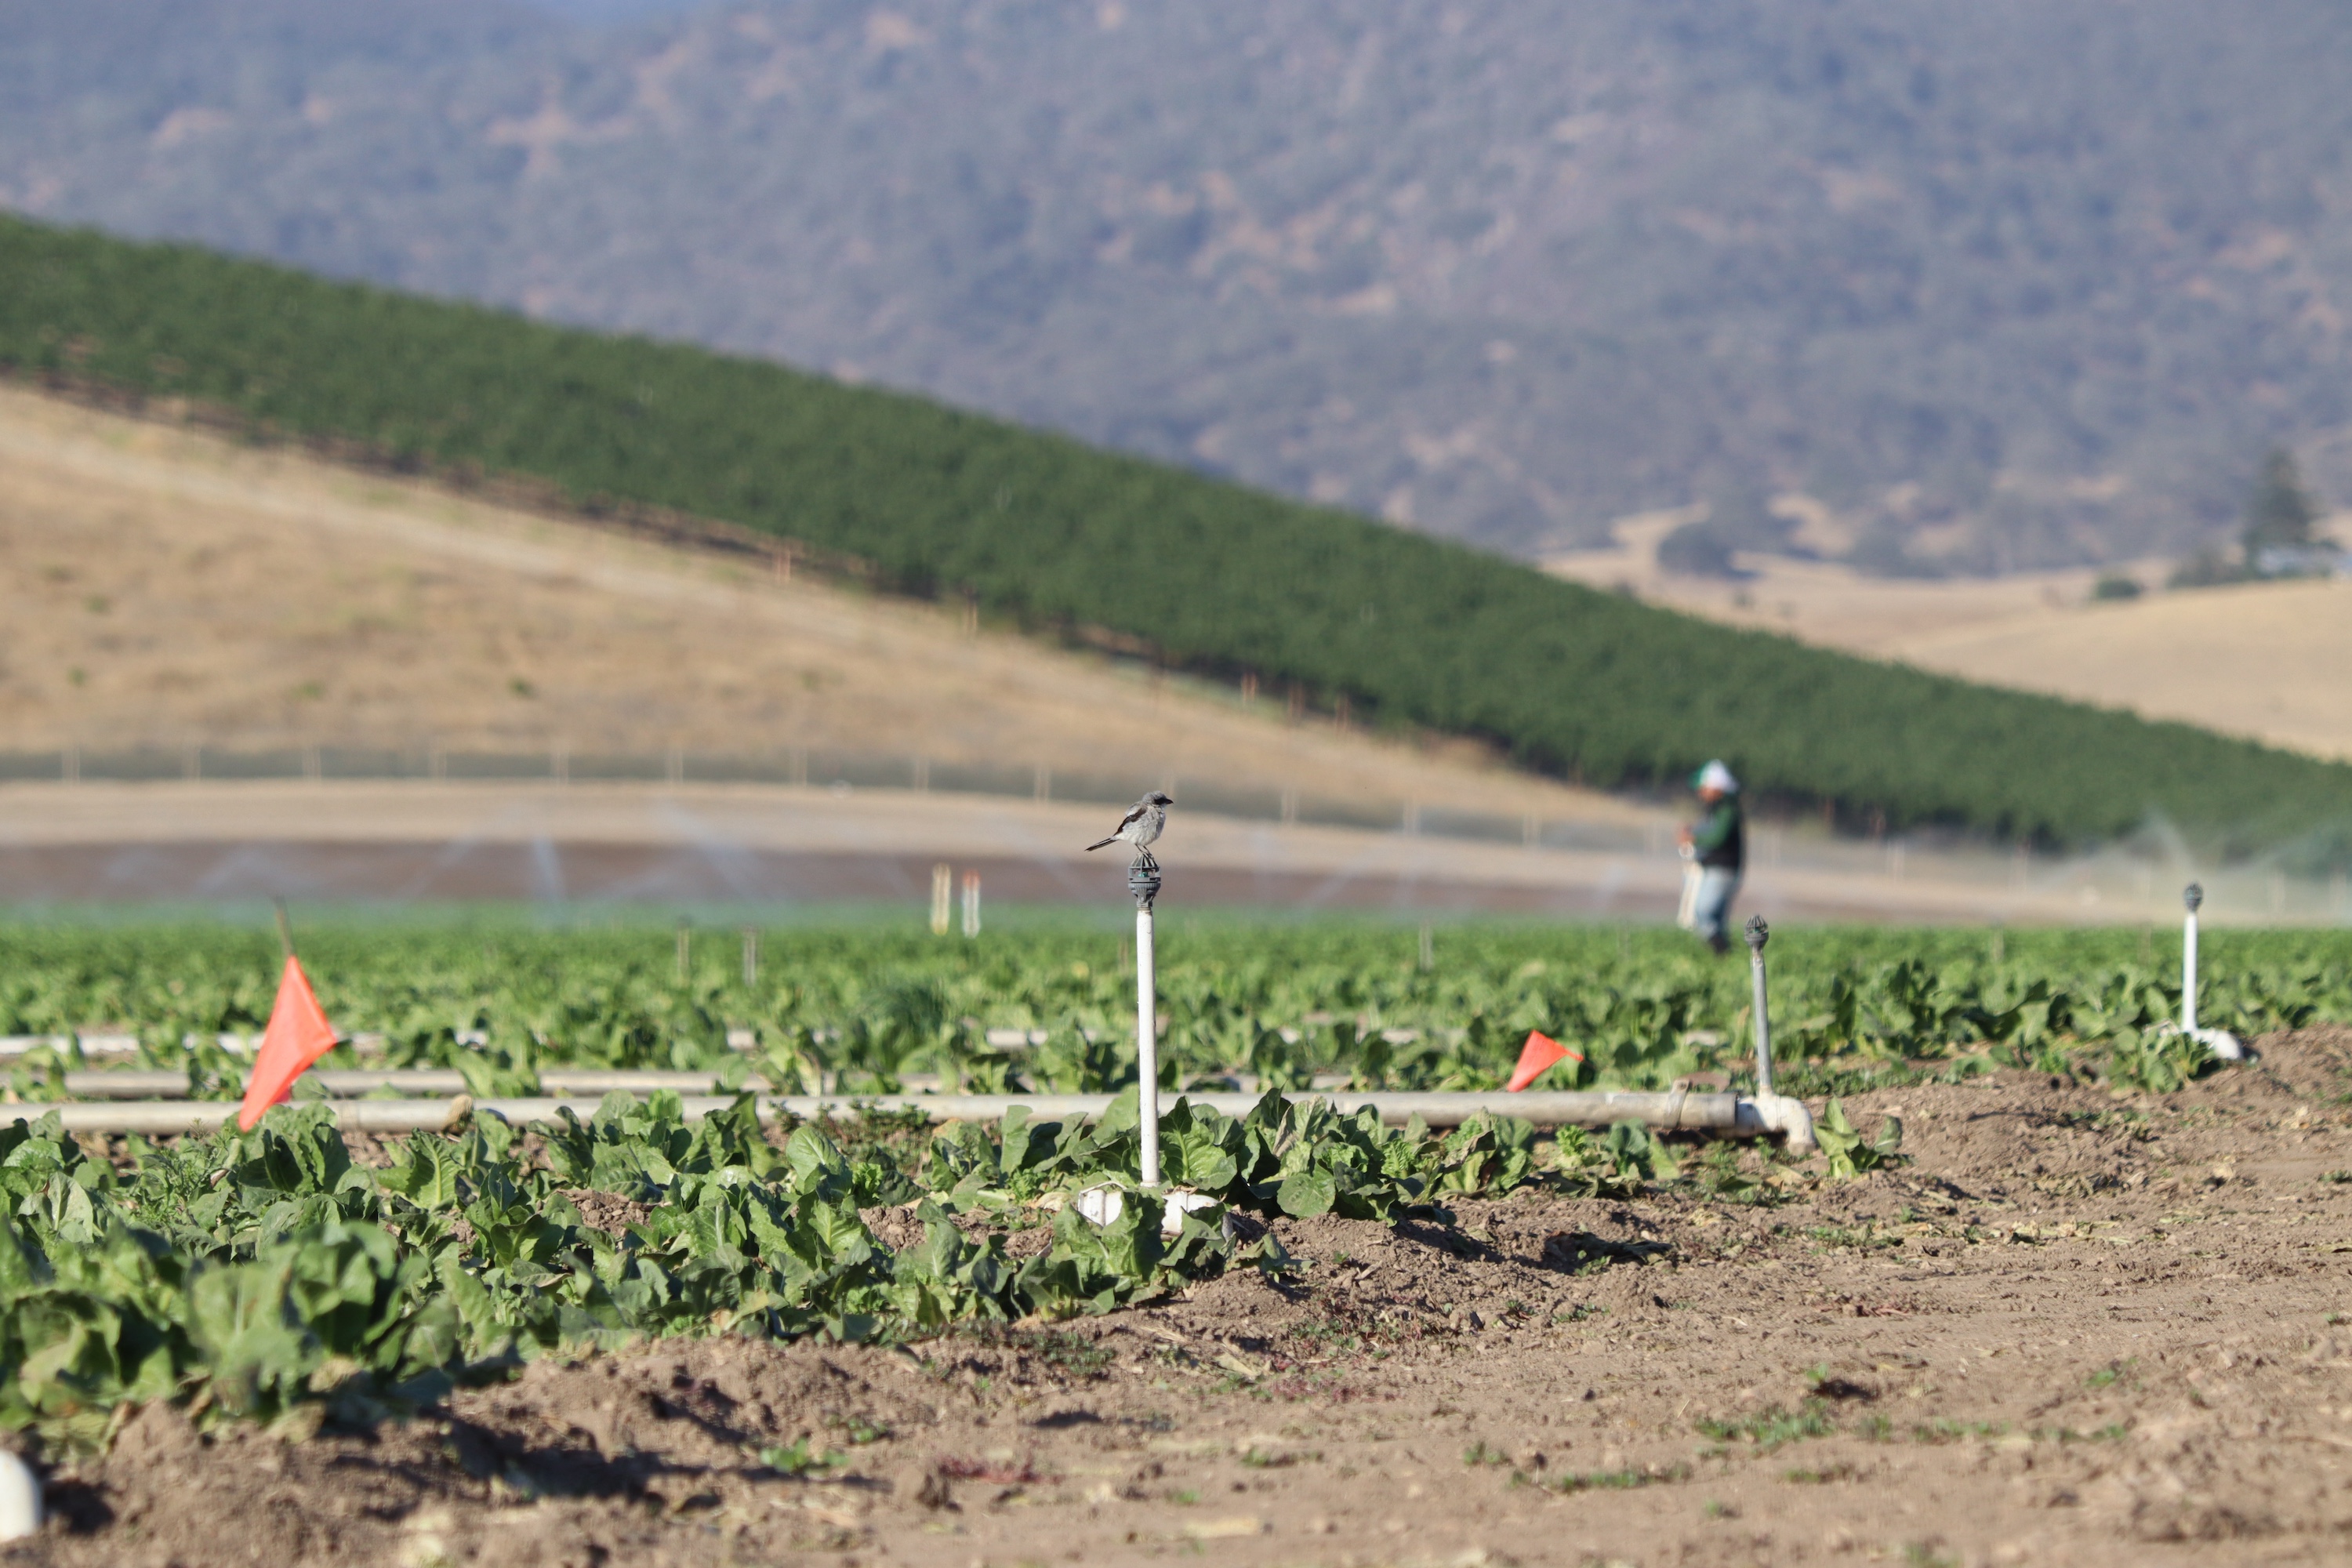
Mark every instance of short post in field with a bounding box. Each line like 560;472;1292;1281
2182;883;2202;1033
2180;884;2246;1061
930;863;952;935
674;919;690;982
1129;852;1163;1189
1744;915;1775;1097
740;927;758;988
961;871;982;938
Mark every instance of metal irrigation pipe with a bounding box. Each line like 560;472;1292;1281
7;1097;477;1137
4;1090;1816;1142
49;1069;799;1100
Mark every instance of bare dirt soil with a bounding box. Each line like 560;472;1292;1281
16;1030;2352;1568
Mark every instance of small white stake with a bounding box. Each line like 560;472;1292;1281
0;1449;42;1539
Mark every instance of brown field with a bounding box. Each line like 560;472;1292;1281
1546;514;2352;764
0;383;1617;823
22;1030;2352;1567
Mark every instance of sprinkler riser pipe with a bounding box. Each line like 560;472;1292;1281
1744;916;1775;1098
2182;908;2200;1034
1136;905;1160;1188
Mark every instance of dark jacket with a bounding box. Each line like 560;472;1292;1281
1691;798;1744;872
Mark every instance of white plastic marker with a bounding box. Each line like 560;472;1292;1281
1675;843;1700;931
2180;884;2246;1062
0;1449;42;1539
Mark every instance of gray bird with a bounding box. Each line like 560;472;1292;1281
1087;791;1174;864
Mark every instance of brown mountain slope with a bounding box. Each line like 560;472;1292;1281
0;383;1627;824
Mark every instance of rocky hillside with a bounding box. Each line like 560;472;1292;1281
6;0;2352;569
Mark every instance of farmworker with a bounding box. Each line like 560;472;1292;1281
1677;760;1743;955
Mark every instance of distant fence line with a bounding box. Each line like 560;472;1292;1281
6;746;2350;920
0;746;1658;857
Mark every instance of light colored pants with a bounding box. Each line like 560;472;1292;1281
1690;867;1740;949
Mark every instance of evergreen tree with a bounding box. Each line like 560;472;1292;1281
2243;448;2318;556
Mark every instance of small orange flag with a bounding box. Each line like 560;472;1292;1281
236;956;340;1131
1504;1029;1583;1093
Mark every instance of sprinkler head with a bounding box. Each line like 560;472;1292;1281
1127;856;1162;911
1744;915;1769;952
2183;882;2204;913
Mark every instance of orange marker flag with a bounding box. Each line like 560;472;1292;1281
236;955;340;1131
1504;1029;1582;1093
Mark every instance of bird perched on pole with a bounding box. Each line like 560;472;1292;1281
1088;791;1174;869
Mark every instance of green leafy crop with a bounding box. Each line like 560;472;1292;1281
4;919;2341;1103
0;1081;1536;1447
0;914;2338;1442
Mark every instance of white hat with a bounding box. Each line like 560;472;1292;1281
1693;760;1738;794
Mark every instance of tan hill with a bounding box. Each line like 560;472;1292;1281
1548;517;2352;763
0;383;1628;825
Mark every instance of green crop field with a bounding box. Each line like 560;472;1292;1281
6;216;2352;860
5;917;2344;1100
0;914;2344;1443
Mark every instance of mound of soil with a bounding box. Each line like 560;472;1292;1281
16;1029;2352;1567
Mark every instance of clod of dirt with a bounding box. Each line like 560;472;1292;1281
562;1188;652;1240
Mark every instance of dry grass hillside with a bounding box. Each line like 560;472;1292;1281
1548;513;2352;762
0;383;1631;822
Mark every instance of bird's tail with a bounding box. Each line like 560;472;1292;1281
1085;837;1118;851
